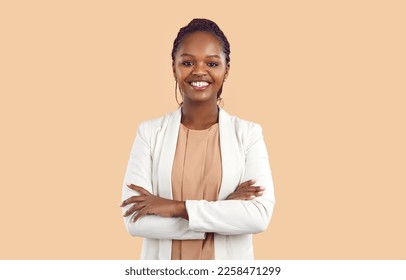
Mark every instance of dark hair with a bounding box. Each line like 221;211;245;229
171;18;231;98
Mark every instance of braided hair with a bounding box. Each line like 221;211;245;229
171;18;231;98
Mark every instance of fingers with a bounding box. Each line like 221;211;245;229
237;179;265;190
245;191;264;200
237;179;256;189
120;184;151;208
132;207;149;223
226;189;264;200
245;186;265;193
123;203;138;217
123;200;147;216
238;191;264;200
121;194;149;207
121;185;154;221
237;180;265;192
226;179;266;201
126;184;151;196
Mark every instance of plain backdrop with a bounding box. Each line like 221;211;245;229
0;0;405;259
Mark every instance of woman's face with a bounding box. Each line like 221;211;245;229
173;31;229;105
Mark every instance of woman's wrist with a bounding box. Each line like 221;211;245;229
173;200;189;220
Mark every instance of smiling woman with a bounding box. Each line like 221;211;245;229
120;18;275;260
174;31;229;108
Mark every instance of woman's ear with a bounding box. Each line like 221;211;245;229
224;63;230;80
172;62;176;81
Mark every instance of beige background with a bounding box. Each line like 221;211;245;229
0;0;405;259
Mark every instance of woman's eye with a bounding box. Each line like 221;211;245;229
182;61;193;67
207;62;218;67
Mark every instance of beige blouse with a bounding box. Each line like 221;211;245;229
171;122;222;260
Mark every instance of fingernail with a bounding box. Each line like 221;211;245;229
251;179;256;183
259;187;265;190
257;191;264;195
250;195;255;199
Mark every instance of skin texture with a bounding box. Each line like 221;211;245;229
121;31;264;223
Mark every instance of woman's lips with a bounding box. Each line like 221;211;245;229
189;81;210;90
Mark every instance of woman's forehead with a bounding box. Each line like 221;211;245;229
176;32;224;57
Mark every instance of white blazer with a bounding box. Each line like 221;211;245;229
121;107;275;259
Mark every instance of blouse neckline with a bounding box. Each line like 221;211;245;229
180;122;218;132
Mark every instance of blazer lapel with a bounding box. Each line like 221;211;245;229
156;108;181;260
218;108;244;200
157;107;181;199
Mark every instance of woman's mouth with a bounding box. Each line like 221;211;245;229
189;81;210;90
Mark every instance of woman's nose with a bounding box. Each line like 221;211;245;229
192;63;207;76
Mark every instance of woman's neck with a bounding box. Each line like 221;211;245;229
181;102;219;130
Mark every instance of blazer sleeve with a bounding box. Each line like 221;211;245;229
122;121;205;240
185;123;275;235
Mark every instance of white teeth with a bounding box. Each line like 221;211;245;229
191;81;209;87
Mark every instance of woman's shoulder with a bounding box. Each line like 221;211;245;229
221;109;263;134
138;112;170;126
220;109;265;149
137;109;181;130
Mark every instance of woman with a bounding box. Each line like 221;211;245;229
120;18;275;260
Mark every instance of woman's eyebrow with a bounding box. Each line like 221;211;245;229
206;54;221;59
180;53;221;59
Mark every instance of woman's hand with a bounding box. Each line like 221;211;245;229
121;184;188;222
226;179;265;200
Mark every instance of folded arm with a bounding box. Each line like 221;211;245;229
121;121;205;240
186;123;275;235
